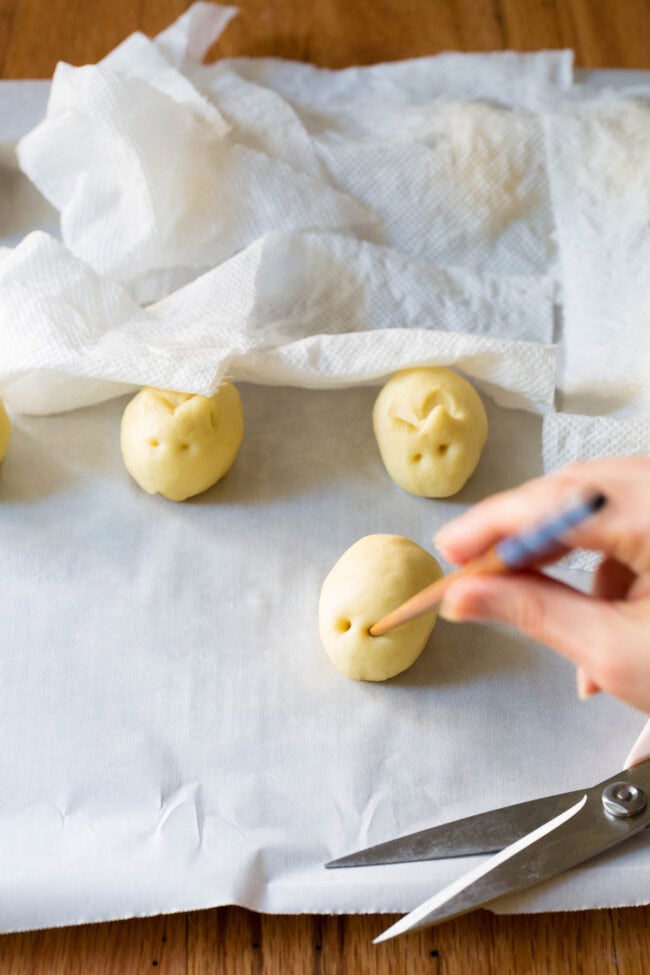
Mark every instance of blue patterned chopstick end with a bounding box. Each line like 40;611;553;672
495;492;606;570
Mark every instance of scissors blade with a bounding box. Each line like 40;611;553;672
325;789;586;868
375;764;650;943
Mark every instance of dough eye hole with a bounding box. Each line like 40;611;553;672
412;453;422;463
149;439;160;447
179;443;190;452
437;443;450;456
363;625;375;638
336;619;352;633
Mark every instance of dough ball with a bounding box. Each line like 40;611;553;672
0;399;10;463
319;534;443;682
373;367;488;498
121;385;243;501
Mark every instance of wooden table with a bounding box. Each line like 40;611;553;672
1;1;650;971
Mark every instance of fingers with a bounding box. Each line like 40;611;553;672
435;475;570;563
435;457;650;575
439;571;622;673
436;459;650;712
440;569;650;711
579;557;638;700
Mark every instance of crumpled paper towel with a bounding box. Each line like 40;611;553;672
0;230;556;415
17;5;572;299
7;2;570;420
17;28;373;300
200;34;567;276
9;3;650;484
197;44;567;277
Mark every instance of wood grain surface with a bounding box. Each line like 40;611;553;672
2;0;650;972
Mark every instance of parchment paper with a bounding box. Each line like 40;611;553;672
1;76;649;935
2;384;648;934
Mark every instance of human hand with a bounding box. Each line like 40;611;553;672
434;458;650;712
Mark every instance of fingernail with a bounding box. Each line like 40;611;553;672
433;538;457;565
576;670;600;700
438;600;485;623
433;525;454;548
438;600;462;622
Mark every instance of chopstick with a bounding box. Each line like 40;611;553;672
369;491;606;637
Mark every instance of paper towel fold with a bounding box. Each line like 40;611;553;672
194;66;325;180
155;5;326;179
0;231;556;415
154;1;238;70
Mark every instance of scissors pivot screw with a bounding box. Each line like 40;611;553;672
601;782;647;819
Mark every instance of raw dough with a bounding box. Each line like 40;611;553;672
373;367;488;498
319;534;442;681
120;385;244;501
0;399;10;463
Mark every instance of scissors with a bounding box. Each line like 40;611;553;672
325;720;650;942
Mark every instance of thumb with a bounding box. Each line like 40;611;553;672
439;572;621;674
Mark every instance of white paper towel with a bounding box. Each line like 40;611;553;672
312;104;555;275
196;65;325;179
10;4;567;416
544;413;650;470
0;230;556;414
17;6;573;300
210;49;574;127
153;1;239;70
198;40;569;277
544;96;650;421
539;94;650;480
17;31;373;298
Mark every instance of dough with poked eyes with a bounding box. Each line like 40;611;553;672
319;534;442;682
121;385;243;501
0;399;10;463
373;367;488;498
